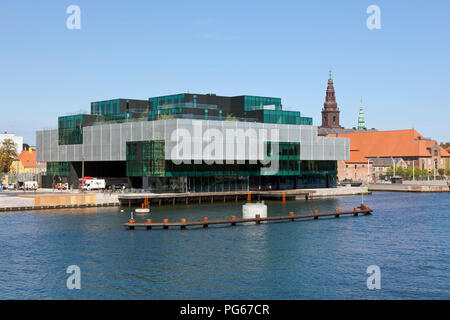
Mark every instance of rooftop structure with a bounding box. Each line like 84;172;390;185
319;70;342;130
357;99;366;130
318;72;377;136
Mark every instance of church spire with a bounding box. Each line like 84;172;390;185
320;70;342;129
358;98;366;129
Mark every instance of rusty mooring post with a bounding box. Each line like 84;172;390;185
180;218;186;230
231;216;237;226
255;214;261;224
289;212;295;222
203;217;208;228
313;210;319;220
335;209;340;218
247;192;251;203
282;192;286;204
146;219;152;230
128;215;135;230
163;218;169;229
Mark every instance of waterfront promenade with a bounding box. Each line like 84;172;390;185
118;186;370;206
0;187;369;212
368;183;449;192
1;182;447;213
0;189;119;212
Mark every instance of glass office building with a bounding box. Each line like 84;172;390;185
37;93;349;191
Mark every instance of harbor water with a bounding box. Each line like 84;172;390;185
0;192;449;299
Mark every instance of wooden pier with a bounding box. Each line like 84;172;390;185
124;204;373;230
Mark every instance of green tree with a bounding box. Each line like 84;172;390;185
0;139;18;173
386;164;394;176
437;168;445;176
405;166;413;180
439;142;450;149
158;113;174;120
225;113;238;121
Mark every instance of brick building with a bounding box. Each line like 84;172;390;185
329;129;450;182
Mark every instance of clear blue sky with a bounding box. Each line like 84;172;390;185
1;0;449;144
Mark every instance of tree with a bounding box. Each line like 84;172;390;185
158;113;174;120
438;168;445;176
0;139;18;173
439;142;450;149
225;113;237;121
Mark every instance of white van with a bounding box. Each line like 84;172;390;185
81;179;106;191
24;181;38;190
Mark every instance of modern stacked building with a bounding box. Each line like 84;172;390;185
36;92;350;191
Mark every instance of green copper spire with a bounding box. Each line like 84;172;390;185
358;98;366;129
328;68;333;82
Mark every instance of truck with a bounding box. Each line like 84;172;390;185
81;178;106;191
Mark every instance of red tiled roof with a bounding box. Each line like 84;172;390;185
327;129;450;163
16;149;38;168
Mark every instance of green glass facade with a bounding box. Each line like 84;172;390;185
243;96;281;111
149;94;185;110
300;160;337;175
58;115;83;145
47;162;70;176
91;99;121;116
262;110;312;125
165;161;262;177
126;141;165;177
264;142;301;176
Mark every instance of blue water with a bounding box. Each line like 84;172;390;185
0;192;449;299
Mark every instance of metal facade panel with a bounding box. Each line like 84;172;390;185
36;119;350;162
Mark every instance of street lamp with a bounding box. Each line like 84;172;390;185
391;157;396;177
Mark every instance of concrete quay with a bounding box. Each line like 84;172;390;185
296;186;370;199
0;190;120;212
368;183;449;193
118;186;370;206
1;187;371;211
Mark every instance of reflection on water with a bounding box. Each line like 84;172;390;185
0;192;449;299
